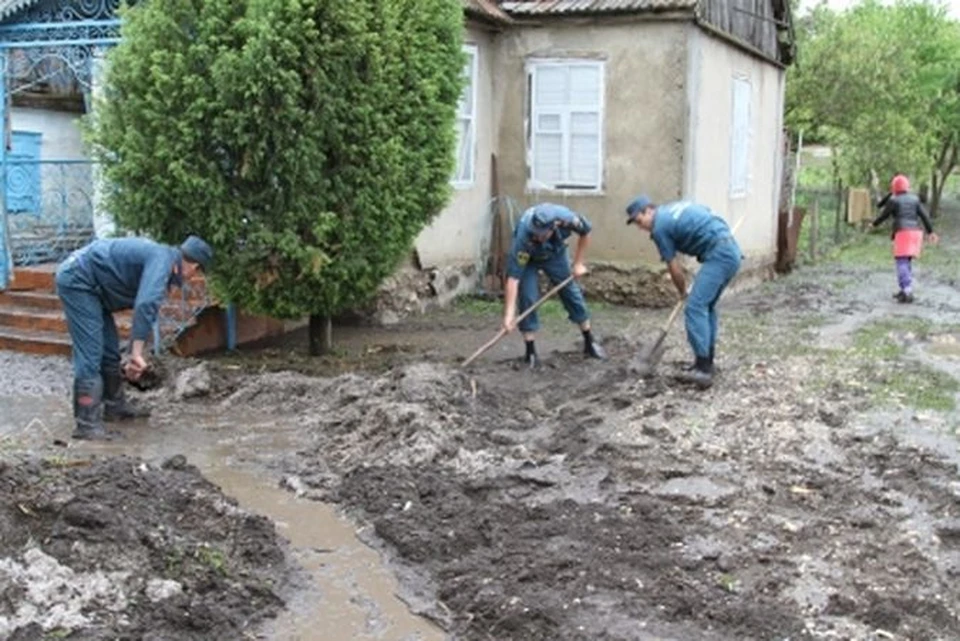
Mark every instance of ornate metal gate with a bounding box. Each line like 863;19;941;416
0;0;121;288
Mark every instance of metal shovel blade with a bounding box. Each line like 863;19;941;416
629;331;667;377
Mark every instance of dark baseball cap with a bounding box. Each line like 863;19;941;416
180;235;213;271
625;195;652;225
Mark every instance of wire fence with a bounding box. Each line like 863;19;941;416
794;185;863;263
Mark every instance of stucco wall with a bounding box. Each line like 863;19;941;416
683;27;784;261
10;107;85;160
414;24;498;271
493;19;689;265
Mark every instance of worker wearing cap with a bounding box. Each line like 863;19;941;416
503;203;606;367
625;196;741;389
55;234;214;440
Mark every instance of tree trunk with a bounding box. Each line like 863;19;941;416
931;137;958;218
308;314;333;356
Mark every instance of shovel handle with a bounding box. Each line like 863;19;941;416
461;274;576;368
661;296;685;332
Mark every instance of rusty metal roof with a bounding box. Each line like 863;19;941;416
462;0;514;23
500;0;697;14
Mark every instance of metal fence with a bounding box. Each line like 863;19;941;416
6;159;96;265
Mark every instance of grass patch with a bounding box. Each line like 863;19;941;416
852;317;934;359
725;308;959;412
820;318;960;411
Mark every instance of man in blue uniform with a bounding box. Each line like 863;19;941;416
625;195;741;389
55;235;213;440
503;203;606;367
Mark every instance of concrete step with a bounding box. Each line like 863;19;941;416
0;306;68;333
0;290;63;310
8;265;57;292
0;305;132;336
0;325;72;356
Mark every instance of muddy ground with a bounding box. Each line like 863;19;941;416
3;221;960;640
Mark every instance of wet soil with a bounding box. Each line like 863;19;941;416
0;454;288;641
3;222;960;640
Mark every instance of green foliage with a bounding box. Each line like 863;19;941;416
87;0;464;321
786;0;960;185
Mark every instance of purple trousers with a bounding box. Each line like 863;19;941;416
896;257;912;294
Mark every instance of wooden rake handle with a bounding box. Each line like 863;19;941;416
461;274;576;368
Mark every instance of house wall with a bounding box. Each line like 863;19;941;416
414;23;498;272
493;18;690;265
10;107;85;160
683;27;784;263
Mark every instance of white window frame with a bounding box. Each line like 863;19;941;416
729;74;752;199
452;44;479;189
525;58;605;195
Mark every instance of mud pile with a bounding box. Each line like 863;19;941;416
222;328;960;641
0;455;289;641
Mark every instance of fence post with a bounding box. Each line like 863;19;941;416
809;198;819;262
834;183;843;245
225;302;237;352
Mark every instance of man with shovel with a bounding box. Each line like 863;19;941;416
625;195;741;389
502;203;607;368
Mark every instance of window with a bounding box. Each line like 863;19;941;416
730;75;751;197
527;59;604;192
453;44;478;187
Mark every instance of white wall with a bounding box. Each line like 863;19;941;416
414;24;497;270
684;28;784;261
10;106;86;160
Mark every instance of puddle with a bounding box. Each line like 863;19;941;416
204;465;445;641
925;333;960;358
0;394;70;448
0;396;446;641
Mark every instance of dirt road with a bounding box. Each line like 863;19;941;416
2;224;960;640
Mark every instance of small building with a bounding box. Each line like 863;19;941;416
413;0;795;308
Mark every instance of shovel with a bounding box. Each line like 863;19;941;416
629;294;685;377
461;274;575;368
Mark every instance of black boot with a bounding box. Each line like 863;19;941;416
676;356;714;390
708;346;718;374
524;340;540;369
583;330;607;360
72;378;117;441
103;370;151;422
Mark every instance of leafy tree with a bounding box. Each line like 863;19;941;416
785;0;960;213
88;0;465;353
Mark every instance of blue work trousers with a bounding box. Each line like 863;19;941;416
517;252;589;333
55;257;121;380
685;238;742;359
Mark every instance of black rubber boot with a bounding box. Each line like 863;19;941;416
676;356;714;390
72;378;117;441
524;340;540;369
708;346;719;374
103;370;151;422
583;330;607;360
